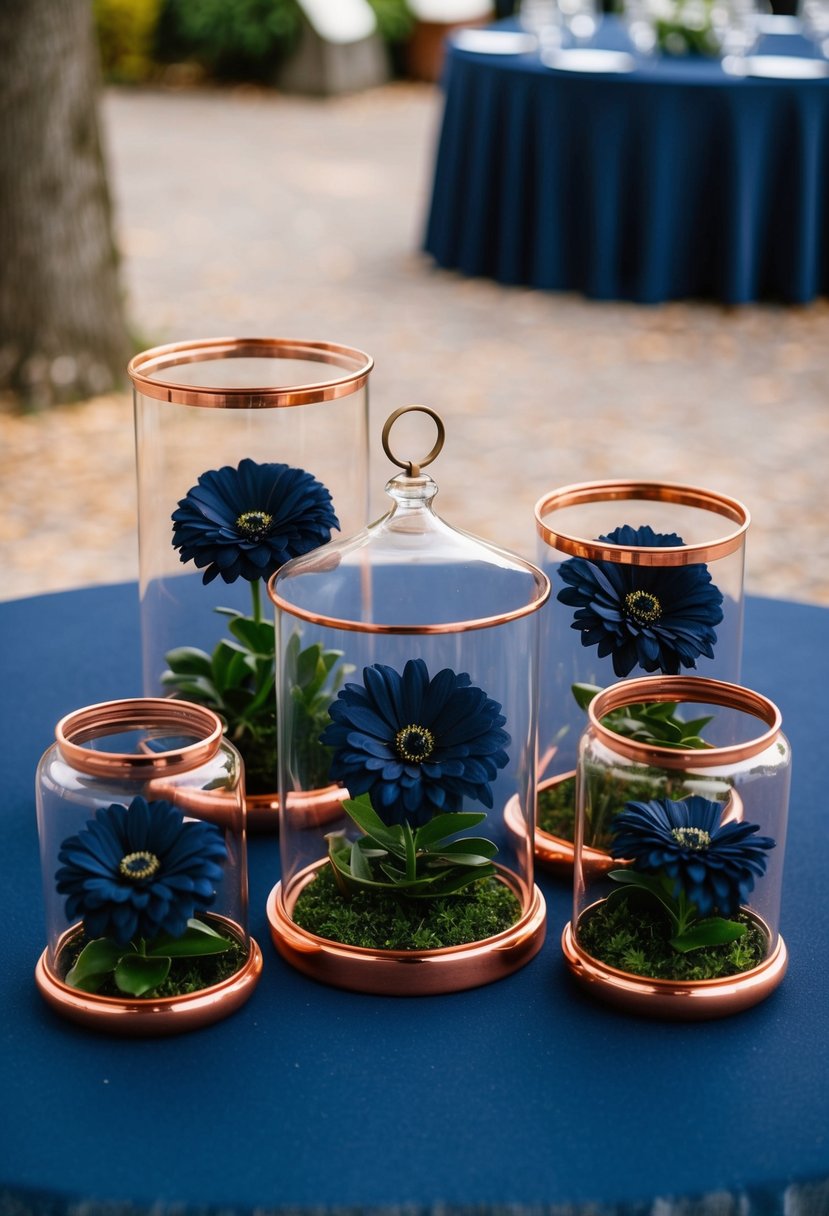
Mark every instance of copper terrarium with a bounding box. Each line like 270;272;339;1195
129;337;373;828
561;677;789;1019
266;407;550;996
35;698;262;1034
534;480;750;874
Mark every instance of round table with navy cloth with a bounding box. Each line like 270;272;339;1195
1;584;828;1216
423;19;829;303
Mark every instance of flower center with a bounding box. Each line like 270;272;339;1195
395;724;435;763
235;510;273;541
671;827;711;851
625;589;662;624
119;851;161;881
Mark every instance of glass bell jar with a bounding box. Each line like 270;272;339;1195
267;406;550;996
534;479;750;873
128;337;373;827
562;676;790;1019
35;698;262;1034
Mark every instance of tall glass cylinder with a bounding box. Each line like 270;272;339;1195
534;479;749;870
35;698;261;1034
129;337;372;821
563;676;790;1018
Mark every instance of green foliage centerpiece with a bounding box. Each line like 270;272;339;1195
579;794;775;981
55;796;244;998
291;658;521;950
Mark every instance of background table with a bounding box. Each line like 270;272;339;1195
424;20;829;303
2;584;828;1214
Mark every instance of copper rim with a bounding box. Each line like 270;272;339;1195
588;676;783;769
35;923;263;1036
561;915;787;1019
56;698;224;779
128;337;374;408
268;566;551;634
535;479;749;564
267;861;546;996
532;772;615;876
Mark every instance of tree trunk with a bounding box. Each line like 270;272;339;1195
0;0;132;408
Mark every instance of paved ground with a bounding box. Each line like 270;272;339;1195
2;80;828;604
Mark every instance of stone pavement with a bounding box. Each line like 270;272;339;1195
2;80;828;603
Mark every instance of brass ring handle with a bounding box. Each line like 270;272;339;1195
381;405;445;478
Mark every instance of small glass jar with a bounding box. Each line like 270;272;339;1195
534;479;750;871
128;337;373;824
562;676;790;1018
35;698;262;1034
267;407;550;995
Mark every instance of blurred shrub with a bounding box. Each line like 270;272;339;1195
366;0;416;42
153;0;303;81
94;0;164;82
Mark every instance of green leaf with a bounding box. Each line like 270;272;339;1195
160;672;222;705
349;838;377;881
608;869;680;928
431;836;498;858
114;953;171;997
413;811;487;849
228;616;275;656
146;920;232;958
343;796;407;856
296;643;322;689
163;647;214;676
670;918;747;953
65;938;126;990
572;683;601;711
430;850;495;867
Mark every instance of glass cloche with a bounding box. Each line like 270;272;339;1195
266;406;550;995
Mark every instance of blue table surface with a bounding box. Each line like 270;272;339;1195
1;584;828;1215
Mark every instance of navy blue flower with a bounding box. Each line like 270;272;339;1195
56;797;227;945
610;795;775;917
557;524;724;678
321;659;510;827
172;458;339;585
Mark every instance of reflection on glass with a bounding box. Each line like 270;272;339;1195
520;0;564;51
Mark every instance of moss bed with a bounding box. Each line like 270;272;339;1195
61;931;248;999
292;866;522;951
537;776;577;840
577;898;767;982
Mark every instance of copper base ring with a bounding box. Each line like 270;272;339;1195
35;925;263;1036
245;785;347;833
267;861;547;996
532;773;614;877
561;916;787;1020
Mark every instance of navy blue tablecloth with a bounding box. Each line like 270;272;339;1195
1;584;828;1214
423;19;829;303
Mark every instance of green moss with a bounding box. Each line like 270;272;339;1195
578;899;767;982
292;866;521;951
61;932;248;999
537;777;577;840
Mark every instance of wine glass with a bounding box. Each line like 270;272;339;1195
800;0;829;54
712;0;761;72
519;0;564;53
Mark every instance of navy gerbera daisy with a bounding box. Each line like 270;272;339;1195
56;796;228;945
556;523;724;678
172;458;339;585
320;658;511;828
610;795;775;917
